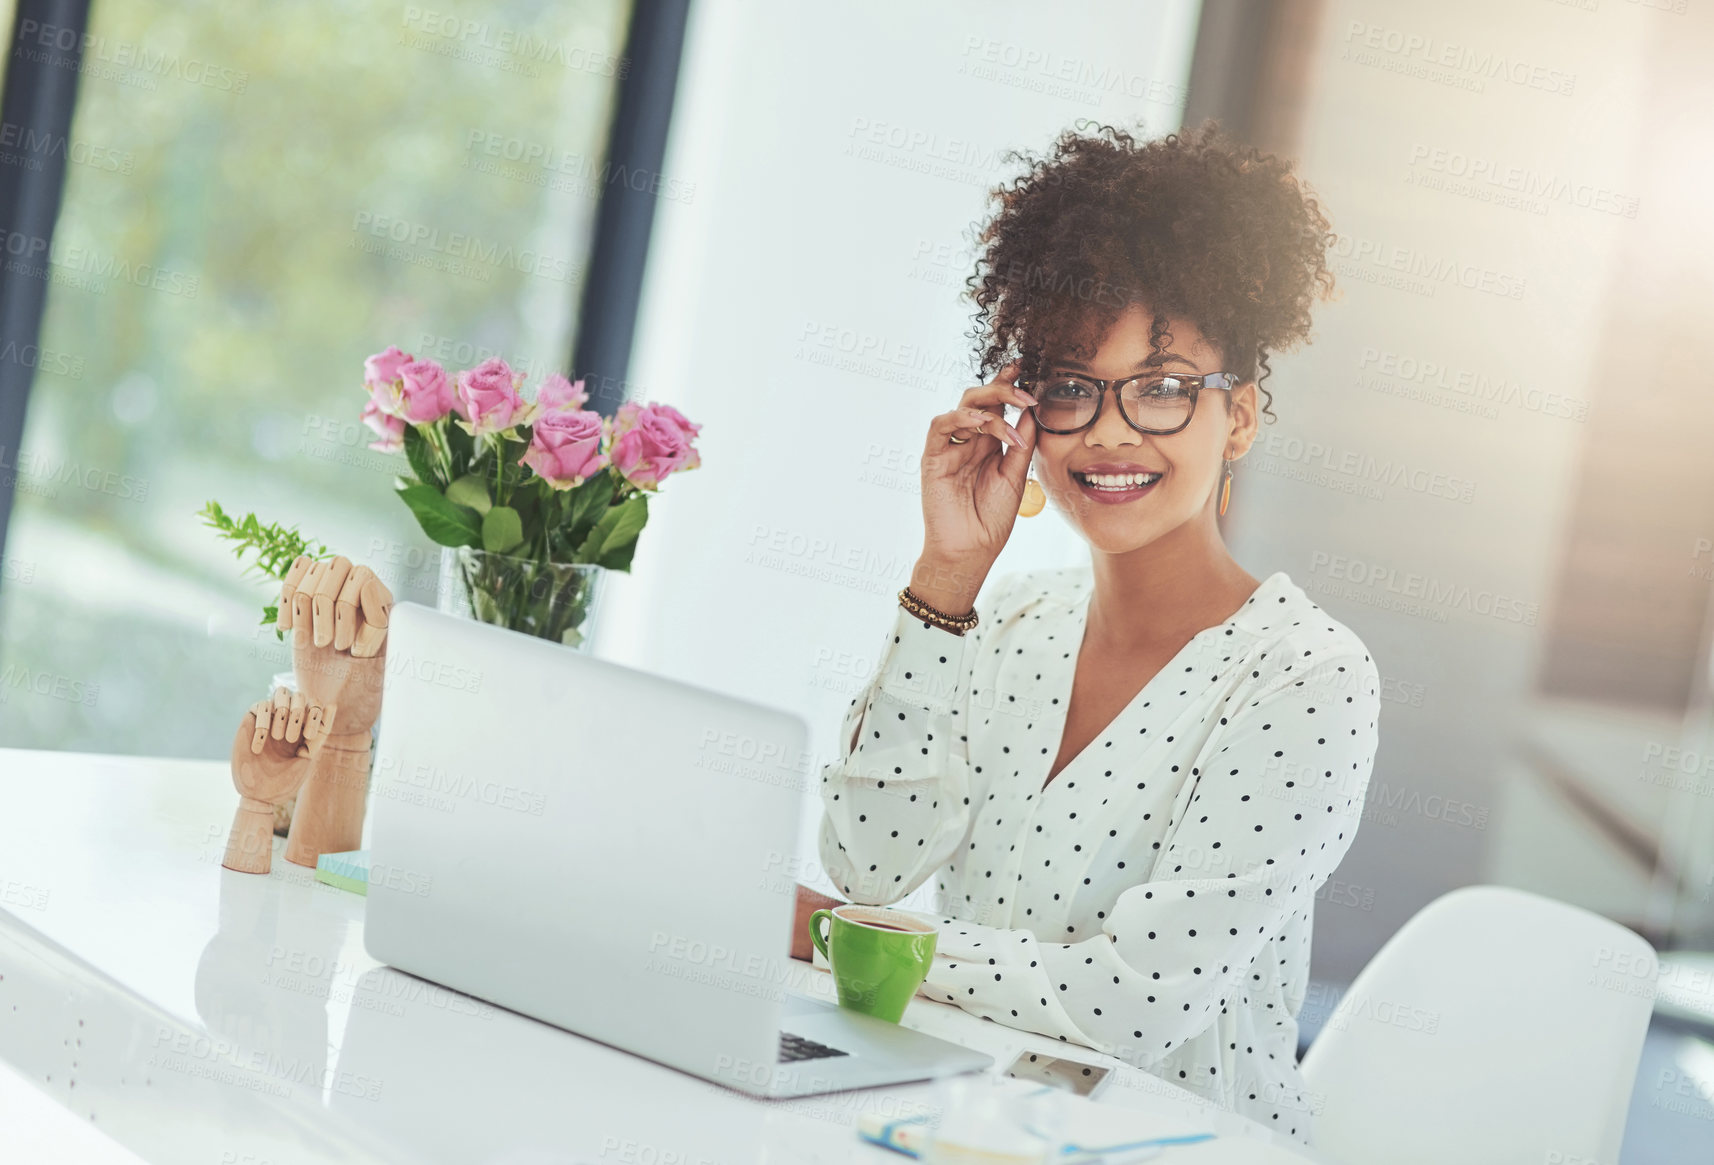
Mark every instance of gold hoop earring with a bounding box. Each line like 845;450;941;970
1018;474;1046;518
1217;458;1233;518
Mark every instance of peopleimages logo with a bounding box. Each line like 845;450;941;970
1407;143;1640;218
0;121;134;174
0;877;49;911
148;1028;381;1101
461;130;694;204
349;211;581;284
957;36;1187;106
1330;233;1526;300
385;648;482;694
1340;20;1576;95
372;756;547;816
0;445;148;502
13;19;250;92
795;320;972;386
743;521;911;597
1692;538;1714;583
1357;347;1588;422
0;665;99;706
0;340;83;379
1307;551;1539;626
1253;431;1476;503
399;8;629;78
0;227;200;299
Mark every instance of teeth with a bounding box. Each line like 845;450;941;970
1077;471;1161;490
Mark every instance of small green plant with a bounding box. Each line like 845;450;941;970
199;500;331;635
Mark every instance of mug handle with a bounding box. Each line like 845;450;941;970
809;908;834;964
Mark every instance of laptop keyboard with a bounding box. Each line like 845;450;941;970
778;1032;849;1063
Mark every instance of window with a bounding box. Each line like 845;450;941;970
0;0;633;752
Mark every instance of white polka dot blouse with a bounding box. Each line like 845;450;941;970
817;565;1380;1144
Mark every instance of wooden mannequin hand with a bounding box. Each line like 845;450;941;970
223;686;337;873
278;555;393;737
277;555;393;868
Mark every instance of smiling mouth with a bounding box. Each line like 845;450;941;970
1072;470;1163;493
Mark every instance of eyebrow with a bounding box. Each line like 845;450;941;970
1055;351;1198;372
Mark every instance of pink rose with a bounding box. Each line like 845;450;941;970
361;399;405;452
536;373;589;413
453;358;529;436
608;401;702;490
521;409;609;489
364;346;412;402
393;358;453;423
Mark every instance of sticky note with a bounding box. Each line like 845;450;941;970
314;849;371;896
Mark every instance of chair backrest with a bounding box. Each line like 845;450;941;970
1300;884;1655;1165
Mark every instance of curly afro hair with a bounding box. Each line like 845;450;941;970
965;119;1335;420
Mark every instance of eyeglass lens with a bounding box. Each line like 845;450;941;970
1032;375;1195;433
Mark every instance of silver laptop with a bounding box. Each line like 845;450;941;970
364;602;992;1097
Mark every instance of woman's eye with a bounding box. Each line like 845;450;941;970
1045;379;1094;398
1144;379;1190;398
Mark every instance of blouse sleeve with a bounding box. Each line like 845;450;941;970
815;575;1013;905
891;650;1381;1069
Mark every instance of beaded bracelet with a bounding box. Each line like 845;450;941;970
897;586;980;636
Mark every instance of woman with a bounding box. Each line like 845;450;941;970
798;121;1379;1144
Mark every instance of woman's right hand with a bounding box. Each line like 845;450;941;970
913;363;1039;612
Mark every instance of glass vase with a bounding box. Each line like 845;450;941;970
437;547;607;652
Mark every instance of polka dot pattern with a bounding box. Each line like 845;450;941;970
817;567;1381;1145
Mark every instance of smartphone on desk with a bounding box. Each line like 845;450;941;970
1003;1050;1115;1099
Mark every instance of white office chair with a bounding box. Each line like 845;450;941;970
1300;884;1655;1165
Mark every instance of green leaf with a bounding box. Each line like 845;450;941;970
199;499;329;581
481;505;525;553
403;424;438;486
445;474;493;514
575;494;647;564
446;421;476;468
598;538;637;572
570;469;614;518
510;490;541;531
396;481;481;548
561;470;615;544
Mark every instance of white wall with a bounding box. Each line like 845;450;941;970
598;0;1203;892
1226;0;1663;975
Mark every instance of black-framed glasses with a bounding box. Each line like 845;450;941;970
1017;370;1243;436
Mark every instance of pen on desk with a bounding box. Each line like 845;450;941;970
1059;1132;1215;1162
856;1111;1215;1161
857;1112;930;1157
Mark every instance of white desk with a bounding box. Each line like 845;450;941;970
0;749;1323;1163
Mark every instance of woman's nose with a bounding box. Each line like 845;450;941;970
1085;395;1140;447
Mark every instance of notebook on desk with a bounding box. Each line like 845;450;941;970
362;602;992;1098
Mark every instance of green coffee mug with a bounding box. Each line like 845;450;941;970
808;904;937;1023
